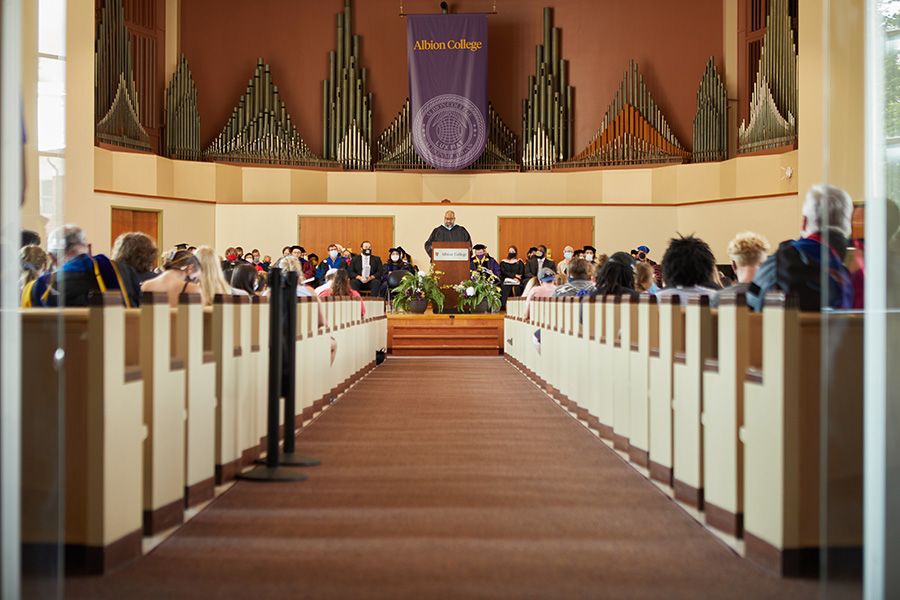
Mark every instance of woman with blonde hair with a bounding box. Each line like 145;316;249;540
20;245;49;305
194;246;232;305
140;249;202;307
634;261;658;294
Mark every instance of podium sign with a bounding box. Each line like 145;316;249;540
433;247;469;261
432;242;471;313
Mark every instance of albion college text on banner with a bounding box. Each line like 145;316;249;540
407;14;488;170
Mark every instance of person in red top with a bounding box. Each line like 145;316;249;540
319;268;366;317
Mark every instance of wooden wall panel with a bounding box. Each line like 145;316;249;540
298;216;394;260
498;217;593;264
111;208;160;249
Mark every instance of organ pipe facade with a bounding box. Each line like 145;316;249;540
323;0;374;170
738;0;798;154
205;59;336;168
521;7;573;171
562;60;689;168
375;100;518;171
692;57;728;163
164;54;201;160
95;0;151;151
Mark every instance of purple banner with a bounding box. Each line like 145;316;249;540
407;14;488;170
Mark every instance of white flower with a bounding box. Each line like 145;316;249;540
418;270;427;277
466;286;476;297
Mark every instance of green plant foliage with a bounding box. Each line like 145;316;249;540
391;266;445;313
449;270;502;312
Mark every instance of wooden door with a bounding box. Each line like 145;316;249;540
498;217;594;264
111;207;160;248
297;216;394;261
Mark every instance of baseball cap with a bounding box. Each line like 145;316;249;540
539;267;556;282
637;245;650;253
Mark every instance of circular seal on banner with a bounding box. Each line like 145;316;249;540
412;94;486;170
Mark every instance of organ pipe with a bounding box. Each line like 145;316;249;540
205;58;337;168
164;54;201;160
561;60;689;169
738;0;798;154
323;0;373;170
95;0;150;151
375;100;518;171
522;7;573;171
692;57;727;163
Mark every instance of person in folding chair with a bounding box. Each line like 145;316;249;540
380;247;412;303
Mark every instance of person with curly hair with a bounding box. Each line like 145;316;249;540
656;234;718;302
712;231;770;307
111;232;159;283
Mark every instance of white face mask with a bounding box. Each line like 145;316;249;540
585;253;594;262
391;254;400;262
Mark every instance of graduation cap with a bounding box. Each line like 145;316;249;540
473;243;487;251
174;243;188;251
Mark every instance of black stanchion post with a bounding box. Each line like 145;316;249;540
278;271;321;467
237;267;307;482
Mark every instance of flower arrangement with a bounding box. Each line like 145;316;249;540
391;265;445;313
449;269;502;313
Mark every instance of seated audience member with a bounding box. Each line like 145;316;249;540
637;245;663;285
583;245;596;265
307;253;320;269
656;234;718;302
259;254;272;271
348;240;382;295
19;245;49;304
282;246;291;257
30;225;135;307
21;229;41;248
712;231;771;308
634;261;658;294
595;253;609;272
471;244;501;279
500;245;524;309
231;263;260;296
523;267;558;319
316;268;338;296
235;247;245;262
748;184;854;311
316;243;345;284
552;258;595;297
380;248;411;299
557;246;574;276
398;246;416;271
320;268;366;317
140;250;202;307
573;249;585;260
275;255;317;297
592;252;639;297
195;246;233;305
524;244;556;281
112;232;160;283
526;247;538;261
289;245;316;283
630;249;639;259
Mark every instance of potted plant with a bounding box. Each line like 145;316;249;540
449;270;502;313
391;266;445;314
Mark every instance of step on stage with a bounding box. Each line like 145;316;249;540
387;311;505;356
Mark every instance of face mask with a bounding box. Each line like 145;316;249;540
536;251;544;258
507;252;516;259
329;250;338;259
475;253;485;260
362;249;372;256
443;223;454;230
564;251;573;259
585;253;594;262
391;254;400;262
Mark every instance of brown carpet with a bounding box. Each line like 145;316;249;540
66;357;818;599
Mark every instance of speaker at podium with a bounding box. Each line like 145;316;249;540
431;242;472;313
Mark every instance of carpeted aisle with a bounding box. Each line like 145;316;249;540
66;357;818;600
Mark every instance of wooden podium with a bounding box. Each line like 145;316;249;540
432;242;472;313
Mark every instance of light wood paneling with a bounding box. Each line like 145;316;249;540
498;217;594;263
298;216;394;259
112;207;160;248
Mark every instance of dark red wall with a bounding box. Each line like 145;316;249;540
180;0;722;157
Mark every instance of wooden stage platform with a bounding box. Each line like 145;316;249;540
387;311;505;356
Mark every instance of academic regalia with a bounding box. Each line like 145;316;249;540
470;254;501;279
30;253;133;307
424;224;472;256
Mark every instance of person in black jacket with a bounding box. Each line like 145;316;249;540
347;240;383;295
523;244;556;281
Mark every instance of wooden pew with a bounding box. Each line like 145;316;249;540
22;294;145;574
741;292;863;576
612;295;634;450
212;295;240;484
648;295;683;485
628;295;657;467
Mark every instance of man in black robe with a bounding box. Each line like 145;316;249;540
424;210;472;258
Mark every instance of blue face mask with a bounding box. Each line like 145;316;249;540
443;223;454;230
564;251;573;259
329;250;338;259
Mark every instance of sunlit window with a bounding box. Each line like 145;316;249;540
37;0;66;220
